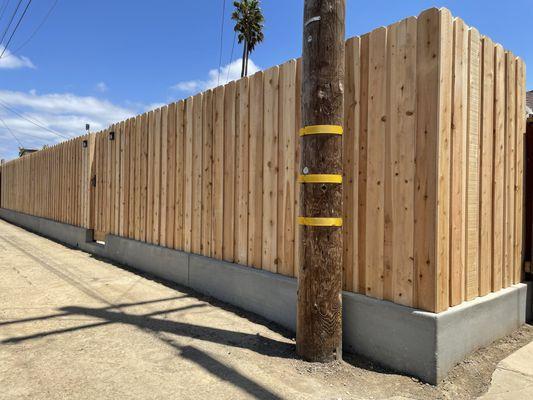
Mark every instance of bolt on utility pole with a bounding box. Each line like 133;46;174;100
297;0;345;362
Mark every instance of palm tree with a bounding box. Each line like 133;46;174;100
231;0;264;78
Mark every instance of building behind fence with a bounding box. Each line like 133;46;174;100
0;8;526;314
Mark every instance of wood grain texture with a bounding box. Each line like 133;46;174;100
450;17;468;306
388;17;417;307
492;44;505;292
414;8;440;312
504;52;516;288
343;37;360;292
277;60;296;276
223;81;236;262
479;37;494;296
212;86;225;260
262;66;279;273
365;26;386;300
201;91;213;257
247;72;264;268
191;94;203;254
235;79;249;265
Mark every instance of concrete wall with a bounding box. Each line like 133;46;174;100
1;208;531;384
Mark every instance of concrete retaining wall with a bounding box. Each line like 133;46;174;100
1;208;531;384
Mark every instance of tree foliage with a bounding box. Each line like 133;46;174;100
231;0;264;77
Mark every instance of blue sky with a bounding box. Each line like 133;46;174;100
0;0;531;160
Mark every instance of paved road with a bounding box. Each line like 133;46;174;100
0;220;304;400
1;218;532;400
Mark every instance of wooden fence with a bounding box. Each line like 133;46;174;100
0;8;526;313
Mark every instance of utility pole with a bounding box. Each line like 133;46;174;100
297;0;345;362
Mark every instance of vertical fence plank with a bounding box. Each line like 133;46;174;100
277;60;296;276
414;8;440;312
160;106;168;247
202;91;214;256
153;108;162;245
140;114;149;242
479;37;494;296
174;100;185;250
450;17;468;306
183;97;194;252
436;8;453;311
262;66;279;272
493;44;506;291
213;86;225;260
235;78;250;265
223;82;236;261
146;113;155;243
166;103;177;248
505;52;516;287
465;28;481;301
357;33;370;294
294;58;302;279
248;72;264;268
515;58;526;283
343;37;360;292
191;93;204;254
128;118;136;239
365;26;386;300
389;17;417;306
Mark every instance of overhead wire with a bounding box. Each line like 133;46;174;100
0;115;23;148
216;0;226;86
0;0;32;58
0;0;22;46
0;0;11;23
0;101;71;140
225;30;236;83
12;0;57;54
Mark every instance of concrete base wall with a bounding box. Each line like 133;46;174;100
1;208;531;384
0;208;92;248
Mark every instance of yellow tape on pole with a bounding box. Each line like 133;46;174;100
297;174;342;184
299;125;343;136
297;217;343;227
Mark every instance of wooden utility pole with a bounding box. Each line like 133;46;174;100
297;0;345;362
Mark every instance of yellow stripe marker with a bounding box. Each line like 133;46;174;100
299;124;343;136
297;174;342;184
297;217;343;227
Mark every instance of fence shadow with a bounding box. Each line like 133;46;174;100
1;297;288;399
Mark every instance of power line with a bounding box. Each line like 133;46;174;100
12;0;58;54
0;0;32;59
216;0;226;86
0;101;71;140
226;30;236;83
0;115;23;148
0;1;11;23
0;0;22;46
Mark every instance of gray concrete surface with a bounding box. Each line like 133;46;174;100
0;208;91;249
437;284;529;383
106;234;189;286
189;254;297;332
480;341;533;399
2;217;533;399
1;208;531;384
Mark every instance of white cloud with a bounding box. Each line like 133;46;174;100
144;102;166;111
0;90;137;160
95;82;108;92
0;46;35;69
172;58;260;94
